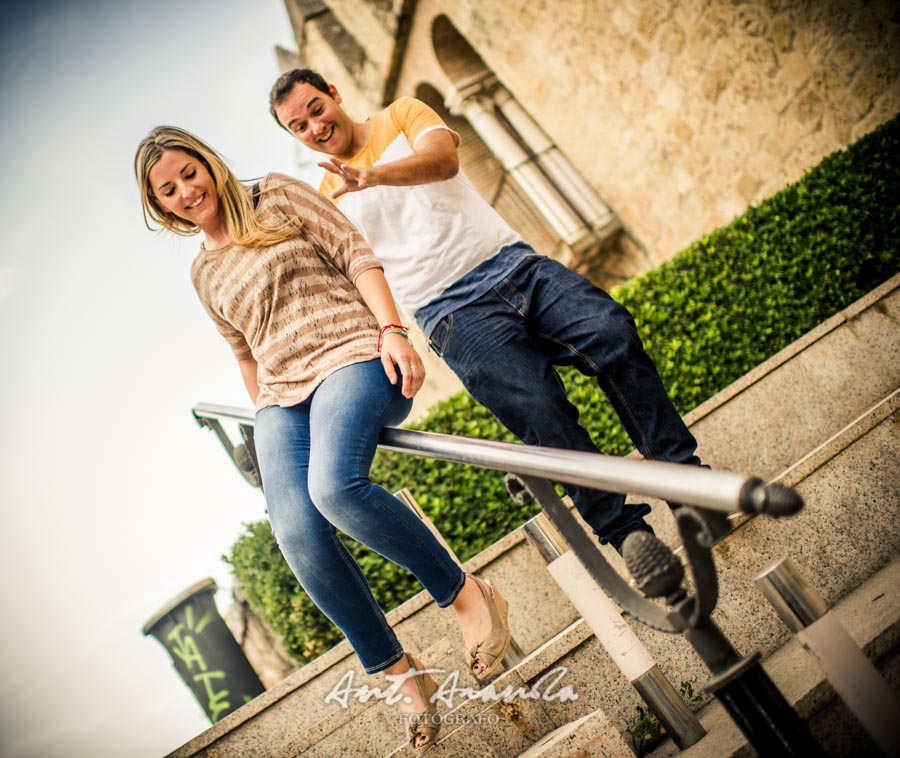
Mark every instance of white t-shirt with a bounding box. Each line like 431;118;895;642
320;97;521;316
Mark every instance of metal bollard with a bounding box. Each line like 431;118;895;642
523;513;705;749
394;488;524;667
756;557;900;757
624;530;825;757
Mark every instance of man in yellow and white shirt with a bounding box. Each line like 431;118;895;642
268;69;721;554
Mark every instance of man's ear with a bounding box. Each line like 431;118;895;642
328;84;342;104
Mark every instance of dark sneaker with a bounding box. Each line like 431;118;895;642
611;522;655;556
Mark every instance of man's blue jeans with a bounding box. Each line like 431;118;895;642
427;254;703;548
254;359;466;673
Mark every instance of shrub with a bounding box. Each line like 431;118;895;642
225;114;900;665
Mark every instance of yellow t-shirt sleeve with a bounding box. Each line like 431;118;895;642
388;96;458;148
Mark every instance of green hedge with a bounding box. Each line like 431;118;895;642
226;114;900;665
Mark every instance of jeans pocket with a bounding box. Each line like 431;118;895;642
428;314;453;357
494;276;528;316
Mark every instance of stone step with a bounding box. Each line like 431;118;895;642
538;554;900;758
172;276;900;758
374;390;900;758
515;709;630;758
169;381;899;756
681;272;900;482
519;390;900;758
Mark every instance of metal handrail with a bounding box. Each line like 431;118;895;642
191;402;797;517
192;400;814;752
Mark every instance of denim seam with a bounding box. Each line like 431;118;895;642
347;385;463;606
322;363;409;509
604;373;656;459
534;330;656;459
343;453;459;601
365;649;407;675
350;382;398;499
428;312;453;356
331;530;400;663
434;569;467;608
313;374;407;672
493;278;527;317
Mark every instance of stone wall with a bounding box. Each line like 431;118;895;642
225;584;298;689
424;0;899;265
286;0;900;268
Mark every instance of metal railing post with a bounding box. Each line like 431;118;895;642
624;530;825;757
394;487;462;565
522;513;705;749
755;557;900;757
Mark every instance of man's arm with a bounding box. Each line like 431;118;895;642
320;129;459;199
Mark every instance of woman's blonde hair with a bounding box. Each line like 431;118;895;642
134;125;298;248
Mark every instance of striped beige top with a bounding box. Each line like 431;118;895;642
190;173;382;410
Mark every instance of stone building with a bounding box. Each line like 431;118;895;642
278;0;898;270
273;0;900;414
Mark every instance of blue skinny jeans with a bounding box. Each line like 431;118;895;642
253;359;466;673
427;254;703;548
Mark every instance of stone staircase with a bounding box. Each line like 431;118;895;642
169;273;900;758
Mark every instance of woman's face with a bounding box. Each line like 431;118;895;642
148;148;220;233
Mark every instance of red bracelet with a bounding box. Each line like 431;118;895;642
377;323;409;351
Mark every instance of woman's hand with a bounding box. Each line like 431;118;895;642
380;332;425;398
351;268;425;398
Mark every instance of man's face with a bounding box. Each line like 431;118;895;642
274;82;355;157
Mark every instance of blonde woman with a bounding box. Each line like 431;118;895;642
134;126;510;753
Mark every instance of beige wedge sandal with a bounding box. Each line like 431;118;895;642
402;653;440;754
466;576;511;685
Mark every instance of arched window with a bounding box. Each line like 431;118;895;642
431;15;620;261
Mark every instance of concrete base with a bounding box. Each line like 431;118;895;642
646;556;900;758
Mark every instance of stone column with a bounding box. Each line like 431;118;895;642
447;82;597;254
493;85;619;239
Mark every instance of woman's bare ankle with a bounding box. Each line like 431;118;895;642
385;656;426;714
451;575;491;649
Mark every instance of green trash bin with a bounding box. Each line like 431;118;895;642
142;578;265;723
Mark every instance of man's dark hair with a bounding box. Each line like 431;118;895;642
269;69;331;130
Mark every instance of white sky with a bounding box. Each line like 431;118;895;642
0;1;322;755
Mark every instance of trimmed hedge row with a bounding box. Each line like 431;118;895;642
226;114;900;665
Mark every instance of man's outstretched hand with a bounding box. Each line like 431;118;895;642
319;158;378;199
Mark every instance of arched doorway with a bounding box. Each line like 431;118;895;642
430;15;623;274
